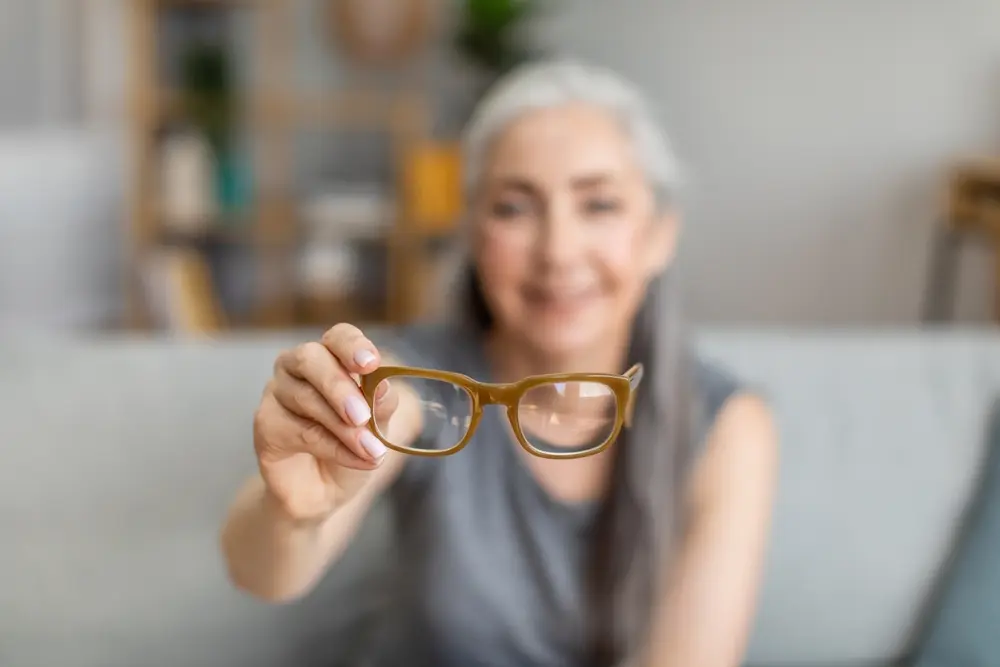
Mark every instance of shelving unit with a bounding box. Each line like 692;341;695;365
923;159;1000;323
126;0;459;332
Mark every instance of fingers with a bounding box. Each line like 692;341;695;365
276;342;372;429
285;407;379;470
256;393;382;470
272;369;387;462
321;323;380;374
372;378;399;425
268;326;395;468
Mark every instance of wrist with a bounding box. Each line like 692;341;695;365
261;482;336;529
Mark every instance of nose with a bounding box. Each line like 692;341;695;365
536;198;584;268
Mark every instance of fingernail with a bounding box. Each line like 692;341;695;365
354;350;376;368
375;380;390;403
345;395;371;426
360;430;387;460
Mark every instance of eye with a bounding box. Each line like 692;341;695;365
583;198;622;215
491;199;530;219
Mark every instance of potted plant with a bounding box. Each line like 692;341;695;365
453;0;546;97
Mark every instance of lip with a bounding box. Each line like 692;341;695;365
523;286;600;303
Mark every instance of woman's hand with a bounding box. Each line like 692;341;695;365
252;323;401;523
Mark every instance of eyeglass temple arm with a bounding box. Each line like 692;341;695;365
623;364;644;427
626;363;644;390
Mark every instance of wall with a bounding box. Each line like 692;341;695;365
0;0;84;126
0;129;123;331
4;0;1000;326
0;1;124;330
536;0;1000;324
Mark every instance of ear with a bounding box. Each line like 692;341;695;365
647;211;679;275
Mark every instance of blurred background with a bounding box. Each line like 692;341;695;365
3;0;1000;335
4;4;1000;667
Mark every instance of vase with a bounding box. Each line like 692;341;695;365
215;149;249;218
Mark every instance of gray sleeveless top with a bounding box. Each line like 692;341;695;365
363;323;742;667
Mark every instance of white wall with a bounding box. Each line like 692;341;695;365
537;0;1000;324
0;0;84;126
0;1;124;330
0;129;123;331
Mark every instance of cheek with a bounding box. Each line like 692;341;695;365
476;239;527;297
598;227;652;289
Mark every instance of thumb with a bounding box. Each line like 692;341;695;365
372;378;400;426
329;462;382;504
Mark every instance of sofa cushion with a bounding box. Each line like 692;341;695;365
911;398;1000;667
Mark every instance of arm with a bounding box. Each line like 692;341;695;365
221;372;424;602
642;393;779;667
220;451;405;602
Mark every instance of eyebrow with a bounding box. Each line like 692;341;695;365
570;173;615;190
493;172;617;194
494;176;537;194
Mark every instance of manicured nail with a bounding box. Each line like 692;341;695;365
345;395;371;426
354;350;376;368
360;430;387;460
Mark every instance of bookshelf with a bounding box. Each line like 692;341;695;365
125;0;459;332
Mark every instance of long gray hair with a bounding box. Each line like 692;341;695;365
450;60;700;666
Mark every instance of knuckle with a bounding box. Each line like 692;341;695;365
288;386;313;414
274;348;294;373
323;322;360;348
331;322;360;338
296;341;325;367
252;404;275;453
299;421;330;449
328;375;353;399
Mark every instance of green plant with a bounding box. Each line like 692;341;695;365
180;41;235;153
453;0;544;81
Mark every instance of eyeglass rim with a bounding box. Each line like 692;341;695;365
360;363;644;460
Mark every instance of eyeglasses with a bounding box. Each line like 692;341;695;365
360;364;644;459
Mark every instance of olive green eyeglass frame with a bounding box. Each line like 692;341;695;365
360;363;644;460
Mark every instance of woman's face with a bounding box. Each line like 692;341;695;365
473;103;675;357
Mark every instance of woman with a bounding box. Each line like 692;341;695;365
221;60;778;667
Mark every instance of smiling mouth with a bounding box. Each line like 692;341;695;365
523;287;600;310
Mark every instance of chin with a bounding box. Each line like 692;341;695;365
527;329;599;358
521;307;609;358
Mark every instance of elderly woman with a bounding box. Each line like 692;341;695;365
220;60;778;667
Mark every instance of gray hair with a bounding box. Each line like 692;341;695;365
452;59;699;667
462;58;682;210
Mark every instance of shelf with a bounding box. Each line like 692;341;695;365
153;0;262;7
128;0;445;332
299;294;389;328
153;88;422;129
157;225;264;248
148;216;456;249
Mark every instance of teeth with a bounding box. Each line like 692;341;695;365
542;293;588;302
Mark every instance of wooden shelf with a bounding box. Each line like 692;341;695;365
155;224;455;249
155;88;423;130
126;0;456;332
153;0;261;7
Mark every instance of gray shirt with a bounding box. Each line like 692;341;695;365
364;323;741;667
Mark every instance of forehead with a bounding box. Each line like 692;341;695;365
484;103;642;185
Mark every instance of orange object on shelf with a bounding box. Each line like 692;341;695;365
402;141;463;233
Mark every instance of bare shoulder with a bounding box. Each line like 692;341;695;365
688;392;779;514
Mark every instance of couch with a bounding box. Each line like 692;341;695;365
2;328;999;667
